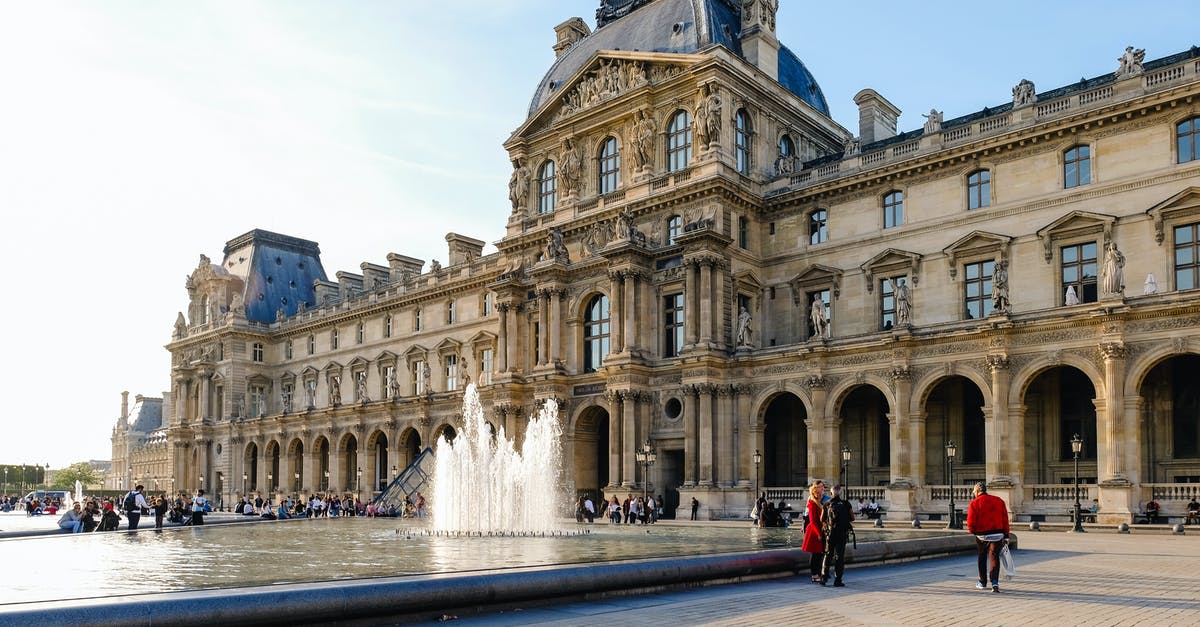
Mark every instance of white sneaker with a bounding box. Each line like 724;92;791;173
975;582;988;590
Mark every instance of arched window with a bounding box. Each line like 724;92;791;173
583;295;610;373
883;190;903;228
1179;116;1200;163
735;109;752;175
538;160;557;214
967;169;991;210
667;110;692;172
598;136;620;194
1064;145;1091;188
667;214;682;245
809;209;828;245
779;134;795;159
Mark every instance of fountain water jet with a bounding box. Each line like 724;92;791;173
432;383;563;533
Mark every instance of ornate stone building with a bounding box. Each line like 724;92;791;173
132;1;1200;522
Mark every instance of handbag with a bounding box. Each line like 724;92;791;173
999;544;1016;580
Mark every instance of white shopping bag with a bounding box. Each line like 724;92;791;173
999;544;1016;580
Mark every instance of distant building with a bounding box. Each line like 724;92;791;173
133;1;1200;522
109;391;169;493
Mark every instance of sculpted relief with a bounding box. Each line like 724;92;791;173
557;59;683;119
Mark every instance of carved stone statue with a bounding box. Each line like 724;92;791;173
842;136;859;156
694;83;722;149
546;227;569;264
1012;79;1037;107
736;306;753;347
230;291;245;315
631;109;656;172
1065;285;1080;306
1116;46;1146;78
357;371;370;404
329;376;342;406
429;259;442;273
387;368;399;399
810;297;828;340
1102;241;1125;295
775;149;796;176
275;307;286;323
1144;273;1159;295
305;380;316;409
893;278;911;325
922;108;943;134
991;260;1010;314
743;0;779;32
617;208;646;245
558;138;583;197
508;158;531;215
281;390;292;414
173;312;187;340
460;353;472;385
422;363;433;395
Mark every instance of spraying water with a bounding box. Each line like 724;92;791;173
432;383;563;533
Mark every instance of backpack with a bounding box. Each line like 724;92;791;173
822;498;853;538
123;492;139;512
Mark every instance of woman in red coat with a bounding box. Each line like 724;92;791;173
801;481;826;583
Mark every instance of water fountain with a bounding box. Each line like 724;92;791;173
432;384;563;534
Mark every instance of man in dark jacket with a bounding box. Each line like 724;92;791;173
820;484;854;586
966;482;1010;592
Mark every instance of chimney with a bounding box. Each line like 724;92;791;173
553;18;590;58
853;89;901;146
446;233;486;267
121;391;130;420
740;2;780;80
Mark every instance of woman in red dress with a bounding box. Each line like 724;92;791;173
801;481;826;583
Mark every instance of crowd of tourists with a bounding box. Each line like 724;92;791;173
574;493;664;525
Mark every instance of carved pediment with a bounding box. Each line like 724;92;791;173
860;249;922;292
789;264;844;302
299;366;319;377
279;371;297;382
1036;210;1115;262
402;344;429;361
468;330;498;346
321;361;344;375
942;231;1013;278
373;350;398;363
732;270;764;293
347;356;370;369
1146;187;1200;245
435;338;463;355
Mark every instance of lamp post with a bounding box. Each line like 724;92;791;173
634;440;656;504
127;466;133;493
356;467;363;500
946;441;960;529
170;476;175;497
242;473;248;496
294;472;300;493
268;473;274;493
3;467;8;495
841;446;852;488
752;449;762;502
323;470;330;493
1071;433;1085;533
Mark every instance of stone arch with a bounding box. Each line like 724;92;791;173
337;432;360;494
910;366;994;417
1135;352;1200;483
569;402;611;501
1009;353;1105;409
1019;364;1099;485
749;380;813;428
432;423;458;447
1124;346;1200;397
287;437;305;492
397;426;423;472
312;435;331;490
828;376;897;419
264;440;281;491
756;389;810;488
243;442;260;493
919;375;989;485
830;381;894;486
366;429;390;493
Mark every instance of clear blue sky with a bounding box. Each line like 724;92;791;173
0;0;1194;468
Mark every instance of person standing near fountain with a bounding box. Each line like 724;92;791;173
123;484;150;531
801;482;826;583
192;489;207;526
690;497;700;521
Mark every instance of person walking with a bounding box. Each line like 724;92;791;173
191;489;208;526
820;485;854;586
152;496;169;529
801;481;826;583
690;497;700;521
123;485;151;531
966;482;1010;592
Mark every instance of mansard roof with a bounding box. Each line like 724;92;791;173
220;229;328;325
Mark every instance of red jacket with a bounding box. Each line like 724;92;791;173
966;492;1010;537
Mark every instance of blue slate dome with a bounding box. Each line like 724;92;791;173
528;0;829;118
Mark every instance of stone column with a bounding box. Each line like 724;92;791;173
807;376;830;480
1099;343;1128;483
698;385;715;486
549;289;563;365
609;271;624;354
497;303;509;373
684;262;698;346
506;304;520;373
986;355;1011;484
699;261;713;346
198;371;211;422
623;273;638;353
606;394;622;488
257;445;269;496
889;366;912;486
908;412;927;485
736;385;753;486
683;387;698;487
622;392;637;487
537;291;549;366
717;385;735;487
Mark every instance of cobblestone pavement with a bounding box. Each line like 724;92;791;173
456;531;1200;626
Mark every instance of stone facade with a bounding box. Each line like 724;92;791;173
121;2;1200;522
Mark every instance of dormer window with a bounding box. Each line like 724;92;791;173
538;160;557;214
599;136;620;194
667;110;692;172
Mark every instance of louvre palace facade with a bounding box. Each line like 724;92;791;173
114;0;1200;522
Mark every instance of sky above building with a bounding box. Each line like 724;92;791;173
0;0;1195;469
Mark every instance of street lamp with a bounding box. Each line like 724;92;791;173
127;466;133;492
170;476;175;496
3;467;8;495
1071;433;1086;533
752;449;762;502
242;473;248;496
323;470;330;492
356;467;362;498
841;446;852;487
946;441;960;529
634;440;656;504
294;471;300;492
268;473;274;492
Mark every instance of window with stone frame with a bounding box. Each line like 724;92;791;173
667;110;692;172
1175;223;1200;290
809;209;828;244
662;292;684;357
444;354;458;392
599;136;620;194
883;190;903;229
414;308;423;332
1061;241;1098;304
531;321;540;367
967;169;991;210
382;365;395;399
307;335;315;355
412;360;427;396
1178;116;1200;163
963;259;995;319
284;339;293;360
249;384;266;418
538;160;557;214
281;381;294;411
482;292;493;317
779;134;795;160
880;276;906;330
446;300;456;324
735;109;752;175
384;314;393;338
583;294;610;373
252;342;264;363
667;214;682;245
479;348;494;386
1063;145;1091;188
737;215;749;249
331;328;339;349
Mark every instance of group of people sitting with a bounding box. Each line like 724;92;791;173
856;498;882;519
752;495;794;528
1143;497;1200;524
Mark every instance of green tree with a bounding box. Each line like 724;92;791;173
51;462;103;490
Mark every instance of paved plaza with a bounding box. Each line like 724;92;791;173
457;531;1200;626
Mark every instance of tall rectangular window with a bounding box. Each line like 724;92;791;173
1179;117;1199;164
356;322;365;344
662;293;684;357
667;110;692;172
880;278;898;330
413;360;426;396
414;309;423;332
883;191;903;228
480;349;494;386
252;342;264;363
964;260;995;319
331;329;339;349
737;216;749;249
809;210;827;244
284;340;293;360
447;300;456;324
1061;242;1098;304
445;355;458;392
383;366;395;399
1064;145;1091;188
482;293;493;316
384;315;393;338
1175;223;1200;290
249;385;266;418
968;170;991;210
307;335;315;355
599;136;620;194
532;322;540;366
